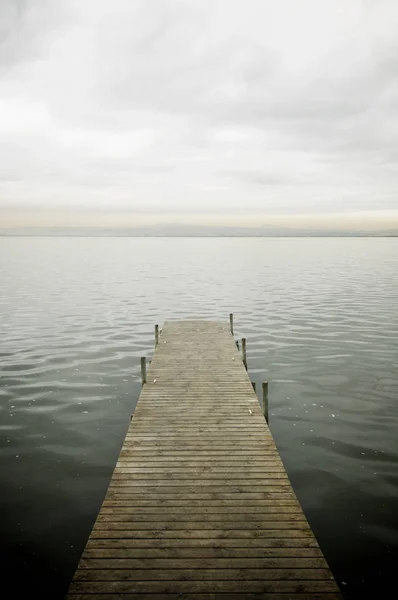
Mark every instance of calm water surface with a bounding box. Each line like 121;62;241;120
1;237;397;599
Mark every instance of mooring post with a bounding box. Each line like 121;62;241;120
262;381;269;423
229;313;234;335
155;324;159;347
252;381;256;393
242;337;247;370
140;356;147;386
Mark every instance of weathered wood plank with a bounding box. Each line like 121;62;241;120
85;538;321;549
118;451;282;458
95;514;306;523
123;440;277;445
107;482;294;500
111;471;289;479
73;567;333;581
115;462;285;468
68;580;340;594
99;506;303;514
78;557;328;569
66;320;342;599
107;486;293;494
108;479;292;486
89;529;315;539
102;501;300;508
82;547;325;558
67;594;343;600
92;521;311;531
102;495;300;504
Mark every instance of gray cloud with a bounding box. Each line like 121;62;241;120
0;0;398;225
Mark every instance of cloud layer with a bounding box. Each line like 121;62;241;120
1;0;398;227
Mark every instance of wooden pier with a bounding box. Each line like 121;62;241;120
67;320;342;599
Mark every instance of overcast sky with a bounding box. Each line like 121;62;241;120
1;0;398;229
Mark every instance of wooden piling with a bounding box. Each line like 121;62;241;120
229;313;234;335
155;324;159;347
263;380;269;423
242;337;247;370
140;356;147;386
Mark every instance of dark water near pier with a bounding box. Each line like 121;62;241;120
0;236;397;599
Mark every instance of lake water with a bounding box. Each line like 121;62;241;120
1;236;397;599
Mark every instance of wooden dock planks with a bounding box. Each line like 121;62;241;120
66;320;342;599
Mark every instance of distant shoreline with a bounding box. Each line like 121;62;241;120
2;224;398;238
1;233;397;238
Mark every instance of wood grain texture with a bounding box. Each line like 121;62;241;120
66;320;342;598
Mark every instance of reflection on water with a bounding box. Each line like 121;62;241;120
0;237;397;599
